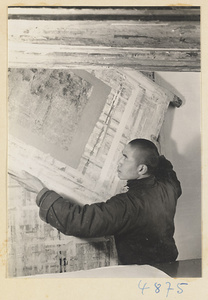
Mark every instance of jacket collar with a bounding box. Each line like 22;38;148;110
127;175;156;189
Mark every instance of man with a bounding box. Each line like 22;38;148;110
11;138;182;265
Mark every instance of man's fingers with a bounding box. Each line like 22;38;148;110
22;170;33;177
22;170;39;180
8;174;16;179
9;173;29;185
9;174;22;182
8;172;20;179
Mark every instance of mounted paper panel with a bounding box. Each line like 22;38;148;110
8;68;111;169
8;67;175;277
8;68;175;203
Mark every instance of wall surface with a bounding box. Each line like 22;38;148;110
156;72;201;260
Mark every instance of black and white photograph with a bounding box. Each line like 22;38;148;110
7;6;201;281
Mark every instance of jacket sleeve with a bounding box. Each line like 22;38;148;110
36;189;131;238
155;155;182;198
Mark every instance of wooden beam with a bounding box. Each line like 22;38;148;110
8;42;200;72
8;7;200;72
8;7;200;22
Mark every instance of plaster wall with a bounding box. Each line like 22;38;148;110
156;72;201;260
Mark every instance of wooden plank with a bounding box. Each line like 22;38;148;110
8;20;200;49
8;43;200;71
8;7;200;22
8;9;200;71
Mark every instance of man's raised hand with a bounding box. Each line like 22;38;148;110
8;171;45;194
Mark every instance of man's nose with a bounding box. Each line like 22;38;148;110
118;157;123;166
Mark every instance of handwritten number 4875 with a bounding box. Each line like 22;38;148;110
138;280;188;297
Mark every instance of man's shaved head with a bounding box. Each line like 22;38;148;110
128;139;160;175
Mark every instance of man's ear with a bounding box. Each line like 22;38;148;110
137;164;148;175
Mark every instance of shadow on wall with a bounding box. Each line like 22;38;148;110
174;134;201;260
158;105;178;157
174;134;201;183
161;137;201;260
159;100;201;260
154;73;186;106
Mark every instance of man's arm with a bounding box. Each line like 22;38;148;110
8;171;137;238
36;188;131;238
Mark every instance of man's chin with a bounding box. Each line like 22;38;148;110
117;172;122;179
117;173;125;180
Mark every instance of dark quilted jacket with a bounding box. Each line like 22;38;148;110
36;156;181;265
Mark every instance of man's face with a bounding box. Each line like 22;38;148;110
117;144;140;180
